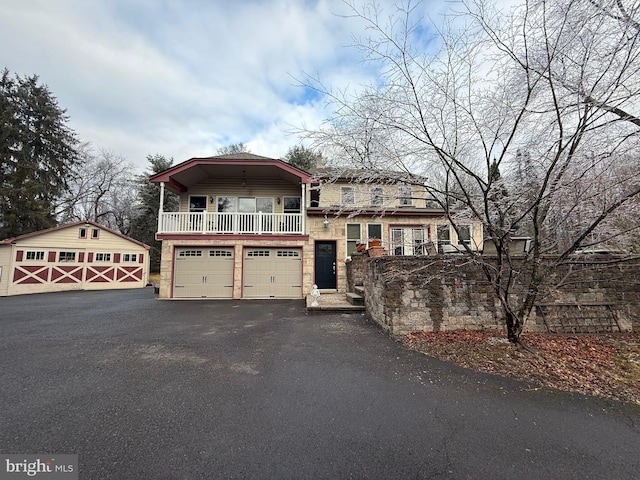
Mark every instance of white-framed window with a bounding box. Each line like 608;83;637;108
397;186;413;206
437;225;451;246
217;196;237;213
26;251;45;261
390;227;427;256
189;195;207;212
95;253;112;262
341;186;355;206
283;196;301;213
122;253;138;262
457;225;472;245
370;186;383;206
346;223;362;255
91;228;99;239
367;223;382;245
59;251;76;262
79;228;87;239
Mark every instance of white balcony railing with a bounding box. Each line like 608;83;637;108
158;212;304;235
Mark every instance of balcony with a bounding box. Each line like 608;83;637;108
158;212;304;235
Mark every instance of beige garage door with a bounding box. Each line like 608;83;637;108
243;248;302;298
173;247;234;298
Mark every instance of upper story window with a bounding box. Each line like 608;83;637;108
437;225;451;245
122;253;138;262
95;253;111;262
341;186;355;206
370;187;383;206
189;196;207;212
283;197;301;213
91;228;99;239
79;228;87;239
217;196;237;213
397;186;413;206
59;251;76;262
26;251;45;261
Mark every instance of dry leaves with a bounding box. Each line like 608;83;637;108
402;330;640;405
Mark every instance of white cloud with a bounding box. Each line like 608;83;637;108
0;0;449;171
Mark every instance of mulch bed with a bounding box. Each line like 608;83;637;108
402;330;640;405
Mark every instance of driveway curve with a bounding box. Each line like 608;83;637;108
1;289;638;479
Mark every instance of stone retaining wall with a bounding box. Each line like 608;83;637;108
346;254;640;335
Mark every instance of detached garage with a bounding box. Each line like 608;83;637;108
0;221;150;297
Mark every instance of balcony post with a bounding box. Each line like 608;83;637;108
158;182;165;233
301;183;306;234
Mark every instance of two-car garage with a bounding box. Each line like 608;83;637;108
172;246;302;299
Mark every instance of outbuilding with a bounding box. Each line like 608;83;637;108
0;221;150;296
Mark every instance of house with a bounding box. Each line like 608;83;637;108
150;153;483;299
0;221;150;296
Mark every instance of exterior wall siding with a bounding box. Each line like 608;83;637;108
0;225;149;297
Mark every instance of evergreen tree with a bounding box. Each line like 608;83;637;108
130;154;178;272
283;145;321;172
0;69;79;238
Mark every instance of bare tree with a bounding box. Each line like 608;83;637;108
301;0;640;342
217;142;251;155
57;145;137;234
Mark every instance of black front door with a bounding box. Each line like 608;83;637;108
315;241;337;289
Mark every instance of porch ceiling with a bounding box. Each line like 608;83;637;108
150;157;311;193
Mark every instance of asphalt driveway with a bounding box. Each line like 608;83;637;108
1;289;639;479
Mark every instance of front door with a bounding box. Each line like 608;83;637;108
315;241;336;289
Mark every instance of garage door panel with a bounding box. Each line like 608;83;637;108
173;248;233;298
243;248;302;299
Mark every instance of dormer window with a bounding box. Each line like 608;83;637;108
397;186;412;206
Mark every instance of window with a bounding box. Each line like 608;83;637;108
457;225;472;245
370;187;383;206
95;253;112;262
247;250;270;257
283;197;301;213
91;228;99;239
437;225;451;246
390;227;427;256
210;250;232;257
277;250;300;257
346;223;362;255
79;228;87;239
122;253;138;262
59;252;76;262
341;186;355;206
217;196;237;213
179;250;202;257
26;251;45;261
397;186;413;206
367;224;382;245
189;196;207;212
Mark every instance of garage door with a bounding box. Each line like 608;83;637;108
173;247;234;298
243;248;302;298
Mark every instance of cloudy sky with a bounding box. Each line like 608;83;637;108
2;0;436;171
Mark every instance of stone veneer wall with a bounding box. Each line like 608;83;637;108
348;255;640;335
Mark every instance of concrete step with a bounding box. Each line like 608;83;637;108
305;293;365;314
346;292;364;306
354;285;365;296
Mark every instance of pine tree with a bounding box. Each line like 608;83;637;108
0;69;79;239
130;154;178;272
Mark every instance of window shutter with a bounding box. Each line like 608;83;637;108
48;251;56;262
16;250;23;261
78;252;85;262
114;253;121;263
88;252;94;263
138;253;144;264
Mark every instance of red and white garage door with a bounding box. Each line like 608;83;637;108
242;248;302;299
173;247;234;298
